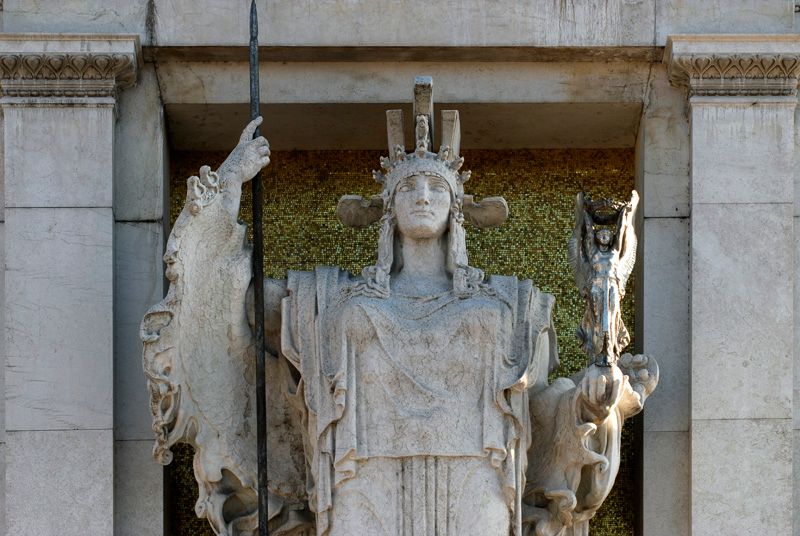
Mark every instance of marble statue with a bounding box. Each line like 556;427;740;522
141;77;658;536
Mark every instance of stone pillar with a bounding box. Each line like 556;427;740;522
635;63;691;536
666;35;798;535
0;34;140;535
112;63;167;536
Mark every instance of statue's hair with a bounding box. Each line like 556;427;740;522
359;187;484;298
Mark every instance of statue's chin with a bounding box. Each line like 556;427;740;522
396;221;447;240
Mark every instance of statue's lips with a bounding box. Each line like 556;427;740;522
411;210;435;217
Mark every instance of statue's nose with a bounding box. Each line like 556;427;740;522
416;187;431;205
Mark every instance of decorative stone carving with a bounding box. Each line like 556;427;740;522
142;78;658;536
665;36;800;97
667;53;800;96
0;36;139;98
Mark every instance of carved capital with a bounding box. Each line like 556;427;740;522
0;35;140;99
666;35;800;98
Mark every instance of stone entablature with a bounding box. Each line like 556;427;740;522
665;35;800;97
0;34;140;99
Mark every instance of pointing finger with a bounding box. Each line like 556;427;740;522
239;116;263;143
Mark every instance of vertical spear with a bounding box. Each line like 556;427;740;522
249;1;269;535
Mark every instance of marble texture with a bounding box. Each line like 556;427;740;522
656;1;794;44
691;98;795;204
691;203;793;421
114;64;168;221
3;1;149;39
641;217;689;432
5;208;113;431
156;61;650;106
153;0;654;47
144;86;657;535
6;429;113;536
792;214;800;429
642;431;689;536
114;221;164;441
691;418;792;536
637;65;690;218
4;105;114;208
114;440;163;536
0;222;4;444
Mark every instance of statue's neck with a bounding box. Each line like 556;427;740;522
393;235;450;292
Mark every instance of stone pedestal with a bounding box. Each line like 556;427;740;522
0;34;140;536
666;35;799;536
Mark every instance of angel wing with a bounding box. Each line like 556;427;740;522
567;192;591;293
141;167;309;535
615;190;639;297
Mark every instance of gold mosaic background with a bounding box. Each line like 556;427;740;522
168;148;638;536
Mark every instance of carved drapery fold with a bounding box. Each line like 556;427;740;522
0;35;140;98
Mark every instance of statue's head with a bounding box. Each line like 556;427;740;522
337;77;508;297
594;227;613;250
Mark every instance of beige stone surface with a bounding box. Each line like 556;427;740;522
3;1;148;39
4;105;114;208
5;208;113;431
656;1;794;44
691;98;795;204
638;65;690;218
691;418;792;536
795;429;800;536
114;222;164;441
691;203;793;421
156;60;650;105
796;217;800;430
153;0;654;47
642;431;689;536
641;217;689;432
6;429;113;535
114;440;163;536
114;64;167;221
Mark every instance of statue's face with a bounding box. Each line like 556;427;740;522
596;228;613;248
394;174;451;239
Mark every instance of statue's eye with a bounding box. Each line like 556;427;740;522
398;183;413;192
432;184;447;192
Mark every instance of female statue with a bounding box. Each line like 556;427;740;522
141;79;658;536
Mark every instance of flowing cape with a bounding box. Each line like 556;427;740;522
141;171;307;536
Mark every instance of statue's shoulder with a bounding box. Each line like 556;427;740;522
485;274;555;309
286;266;361;309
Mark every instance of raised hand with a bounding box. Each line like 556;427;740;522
579;363;624;424
217;116;271;184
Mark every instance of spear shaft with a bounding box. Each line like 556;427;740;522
249;1;269;535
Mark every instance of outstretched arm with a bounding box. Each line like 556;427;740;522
567;192;591;292
213;116;271;217
615;190;639;296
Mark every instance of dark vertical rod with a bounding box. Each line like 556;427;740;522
249;2;269;535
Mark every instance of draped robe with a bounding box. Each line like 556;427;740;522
281;267;557;536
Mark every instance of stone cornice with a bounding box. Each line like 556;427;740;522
665;35;800;97
0;34;141;99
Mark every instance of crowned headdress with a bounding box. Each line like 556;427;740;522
337;77;509;297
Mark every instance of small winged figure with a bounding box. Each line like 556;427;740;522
141;80;658;536
568;191;639;367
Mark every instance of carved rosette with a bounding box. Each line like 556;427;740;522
668;53;800;97
0;52;138;98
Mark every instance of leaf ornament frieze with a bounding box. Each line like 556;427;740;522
0;52;137;98
668;53;800;96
